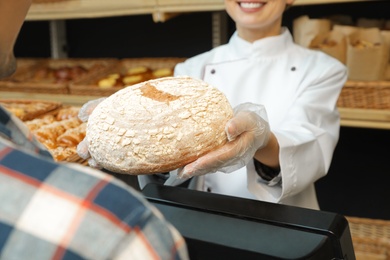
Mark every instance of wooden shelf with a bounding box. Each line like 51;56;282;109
2;92;390;129
26;0;158;21
0;92;98;107
26;0;370;22
294;0;366;4
339;107;390;129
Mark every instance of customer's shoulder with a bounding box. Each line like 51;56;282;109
59;163;145;202
0;144;148;213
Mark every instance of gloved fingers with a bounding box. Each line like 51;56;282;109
76;137;103;169
87;157;103;169
76;137;90;160
178;133;253;178
164;169;190;186
176;103;271;179
225;110;260;141
218;156;247;173
233;102;269;121
78;97;106;122
226;110;270;147
77;98;106;170
178;107;270;179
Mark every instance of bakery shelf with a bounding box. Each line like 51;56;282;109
69;57;185;96
17;0;390;130
0;91;99;107
294;0;367;4
26;0;378;57
339;107;390;129
336;80;390;129
26;0;370;21
26;0;158;21
2;91;390;130
153;0;370;22
157;0;368;8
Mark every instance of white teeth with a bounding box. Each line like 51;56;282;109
240;2;263;8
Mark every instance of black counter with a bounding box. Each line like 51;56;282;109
143;184;356;260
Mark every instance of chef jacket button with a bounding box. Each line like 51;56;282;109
291;66;296;71
207;187;212;192
210;69;216;74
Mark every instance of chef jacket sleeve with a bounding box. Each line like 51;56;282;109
248;55;348;204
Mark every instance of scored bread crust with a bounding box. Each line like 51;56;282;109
86;76;233;175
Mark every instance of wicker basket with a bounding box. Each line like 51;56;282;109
337;81;390;109
0;98;63;121
0;58;45;82
0;58;118;95
69;57;186;96
32;0;71;3
346;216;390;260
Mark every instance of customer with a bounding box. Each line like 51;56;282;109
0;0;189;259
170;0;348;209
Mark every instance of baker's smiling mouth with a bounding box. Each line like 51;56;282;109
238;1;265;8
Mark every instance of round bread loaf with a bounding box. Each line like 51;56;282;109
86;76;233;174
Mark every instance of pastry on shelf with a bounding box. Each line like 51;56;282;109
96;66;154;89
69;58;185;96
0;99;62;121
1;99;87;163
31;65;89;83
0;58;117;94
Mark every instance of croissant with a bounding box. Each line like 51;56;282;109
33;117;82;144
57;122;86;147
25;115;56;131
56;106;81;121
50;146;77;161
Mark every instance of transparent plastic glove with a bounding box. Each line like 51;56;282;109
76;97;106;168
78;97;107;122
178;102;270;179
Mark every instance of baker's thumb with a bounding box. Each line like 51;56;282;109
78;97;106;122
225;111;254;141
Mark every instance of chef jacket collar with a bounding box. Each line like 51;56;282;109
229;27;292;59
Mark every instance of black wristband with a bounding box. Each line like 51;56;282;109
253;159;280;181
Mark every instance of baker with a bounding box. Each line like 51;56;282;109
79;0;347;210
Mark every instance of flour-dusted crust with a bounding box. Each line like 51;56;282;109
86;76;233;174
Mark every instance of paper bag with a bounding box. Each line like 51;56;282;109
293;15;332;47
347;28;389;81
309;30;347;64
385;20;390;30
333;25;359;37
385;65;390;80
381;30;390;80
381;30;390;61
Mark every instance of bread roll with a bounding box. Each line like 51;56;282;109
86;76;233;174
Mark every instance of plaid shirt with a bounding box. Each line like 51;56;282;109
0;106;188;260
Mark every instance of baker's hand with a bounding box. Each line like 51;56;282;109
76;97;106;168
178;102;270;179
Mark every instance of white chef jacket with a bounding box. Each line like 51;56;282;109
172;28;348;210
